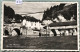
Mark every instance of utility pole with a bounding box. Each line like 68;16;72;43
46;23;48;37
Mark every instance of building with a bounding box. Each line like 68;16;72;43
48;21;77;36
43;17;53;25
22;19;43;30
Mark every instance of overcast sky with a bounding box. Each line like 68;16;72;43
3;2;76;20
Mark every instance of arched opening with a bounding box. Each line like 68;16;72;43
51;29;57;36
11;28;20;36
4;30;9;36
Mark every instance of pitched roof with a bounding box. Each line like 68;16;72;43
49;21;77;27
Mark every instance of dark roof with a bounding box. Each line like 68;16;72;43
49;21;77;27
11;20;21;23
44;17;51;20
24;16;41;22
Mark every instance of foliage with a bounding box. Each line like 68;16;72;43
4;4;15;23
14;14;22;22
42;3;77;21
23;16;40;22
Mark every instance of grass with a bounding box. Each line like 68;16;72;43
3;36;78;50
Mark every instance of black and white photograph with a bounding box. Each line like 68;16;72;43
1;2;79;51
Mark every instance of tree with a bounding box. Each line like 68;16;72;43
59;4;65;10
14;14;22;22
42;4;65;21
24;16;40;22
42;3;77;22
60;3;77;20
69;4;77;20
4;4;15;23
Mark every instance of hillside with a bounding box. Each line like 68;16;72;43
42;3;77;22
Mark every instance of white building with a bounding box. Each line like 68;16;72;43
22;19;43;30
43;17;53;25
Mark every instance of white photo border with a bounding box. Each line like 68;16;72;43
1;1;79;51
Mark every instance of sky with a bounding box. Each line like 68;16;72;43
3;2;76;20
